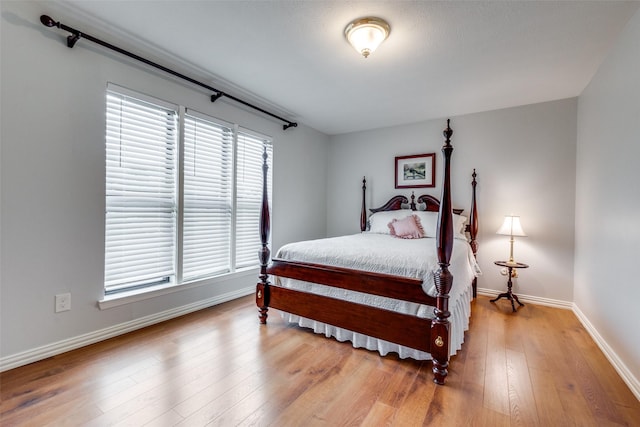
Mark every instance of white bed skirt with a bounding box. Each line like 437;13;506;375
279;281;473;360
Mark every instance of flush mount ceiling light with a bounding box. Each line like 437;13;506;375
344;17;391;58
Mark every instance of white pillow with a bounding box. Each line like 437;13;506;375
413;211;467;239
413;211;438;237
455;214;468;236
368;209;414;234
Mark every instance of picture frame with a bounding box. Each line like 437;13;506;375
395;153;436;189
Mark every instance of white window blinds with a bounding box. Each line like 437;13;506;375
104;87;273;295
236;130;273;269
105;91;178;293
182;113;233;281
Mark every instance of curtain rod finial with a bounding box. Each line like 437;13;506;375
40;15;58;27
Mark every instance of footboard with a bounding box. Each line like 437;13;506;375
262;285;434;352
256;258;450;377
257;258;439;352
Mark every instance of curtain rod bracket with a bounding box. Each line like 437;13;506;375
39;14;298;131
67;33;81;48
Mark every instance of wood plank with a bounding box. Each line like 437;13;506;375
503;302;528;353
204;345;343;426
530;304;614;427
506;348;539;426
529;367;572;427
360;401;396;427
309;357;388;426
172;338;308;421
460;299;489;387
482;310;510;416
231;338;354;426
391;363;437;426
264;350;366;426
142;409;185;426
549;308;628;425
378;363;421;408
562;310;640;410
452;301;489;426
173;340;309;426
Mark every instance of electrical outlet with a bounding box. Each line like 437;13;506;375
500;268;508;276
55;293;71;312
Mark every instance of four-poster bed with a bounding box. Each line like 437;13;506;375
256;120;479;385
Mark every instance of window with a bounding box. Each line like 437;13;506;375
182;113;233;281
104;86;273;295
104;91;178;294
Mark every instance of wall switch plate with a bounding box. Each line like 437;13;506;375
55;293;71;312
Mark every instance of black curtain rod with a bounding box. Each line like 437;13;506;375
40;15;298;131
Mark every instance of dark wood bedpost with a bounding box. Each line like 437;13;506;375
432;119;455;385
360;177;367;232
256;144;271;324
469;169;479;298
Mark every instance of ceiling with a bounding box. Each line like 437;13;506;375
49;1;639;135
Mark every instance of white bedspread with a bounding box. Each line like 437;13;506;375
273;232;481;359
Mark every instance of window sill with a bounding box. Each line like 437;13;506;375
98;268;258;310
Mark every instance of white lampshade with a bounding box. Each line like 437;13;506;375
345;17;390;58
496;215;527;237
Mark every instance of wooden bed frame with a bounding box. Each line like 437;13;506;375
256;120;478;385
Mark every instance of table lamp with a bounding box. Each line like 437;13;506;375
496;215;526;265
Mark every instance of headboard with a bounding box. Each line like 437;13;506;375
361;182;464;232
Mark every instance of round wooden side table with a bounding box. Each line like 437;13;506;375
491;261;529;312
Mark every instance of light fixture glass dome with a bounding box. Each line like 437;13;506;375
345;17;391;58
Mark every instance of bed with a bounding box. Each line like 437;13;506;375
256;120;479;385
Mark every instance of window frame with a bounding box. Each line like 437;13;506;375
102;85;273;307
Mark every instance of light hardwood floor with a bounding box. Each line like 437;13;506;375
1;295;638;426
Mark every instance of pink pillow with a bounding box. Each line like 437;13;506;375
388;214;425;239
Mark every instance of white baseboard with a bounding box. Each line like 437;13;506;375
572;304;640;401
0;286;255;373
477;287;573;309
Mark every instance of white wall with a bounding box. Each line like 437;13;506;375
328;99;577;303
0;1;328;359
575;8;640;383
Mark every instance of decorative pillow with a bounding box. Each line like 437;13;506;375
368;209;414;234
388;214;425;239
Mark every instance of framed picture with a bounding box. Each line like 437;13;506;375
395;153;436;189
